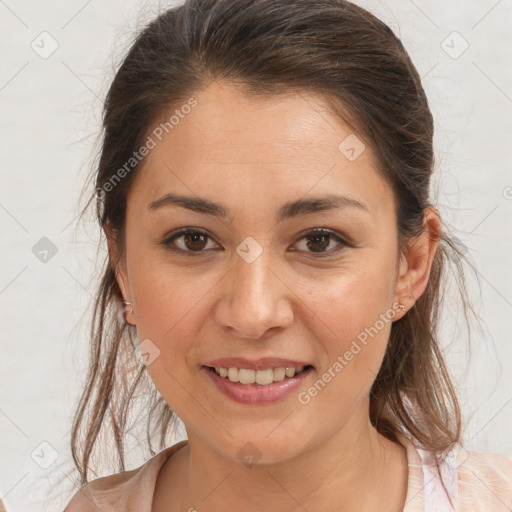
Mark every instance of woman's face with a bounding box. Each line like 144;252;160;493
111;81;415;464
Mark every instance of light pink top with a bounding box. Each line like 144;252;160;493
63;434;512;511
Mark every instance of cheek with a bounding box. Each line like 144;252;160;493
298;291;394;424
129;263;209;408
132;268;207;344
301;253;397;380
126;249;221;375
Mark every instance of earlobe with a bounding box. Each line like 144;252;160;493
105;223;136;326
393;251;415;314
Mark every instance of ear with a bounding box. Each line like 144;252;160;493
393;206;441;315
105;221;130;301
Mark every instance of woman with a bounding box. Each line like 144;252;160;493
63;0;512;510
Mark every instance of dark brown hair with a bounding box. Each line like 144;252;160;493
71;0;480;503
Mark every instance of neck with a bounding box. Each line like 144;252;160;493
154;401;408;511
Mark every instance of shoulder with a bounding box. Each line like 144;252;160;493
457;447;512;509
63;440;189;512
62;469;141;512
396;433;512;511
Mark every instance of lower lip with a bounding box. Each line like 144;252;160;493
202;366;314;404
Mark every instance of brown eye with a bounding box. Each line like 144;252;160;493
294;229;349;257
305;232;331;252
162;228;218;255
182;232;208;251
161;227;351;258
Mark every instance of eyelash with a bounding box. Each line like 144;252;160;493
160;227;353;258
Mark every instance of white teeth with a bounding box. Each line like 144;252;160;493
285;367;296;378
255;368;273;385
272;367;286;382
213;365;309;385
227;367;239;382
238;368;255;384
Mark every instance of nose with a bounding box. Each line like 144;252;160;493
215;245;294;340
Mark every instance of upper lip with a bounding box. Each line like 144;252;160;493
203;357;313;371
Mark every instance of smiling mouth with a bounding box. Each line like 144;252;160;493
203;365;314;386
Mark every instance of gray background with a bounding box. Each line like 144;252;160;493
1;0;511;510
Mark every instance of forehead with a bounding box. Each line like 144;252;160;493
128;81;395;221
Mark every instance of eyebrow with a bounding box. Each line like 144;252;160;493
147;192;369;222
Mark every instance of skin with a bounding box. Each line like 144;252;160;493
107;80;441;511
